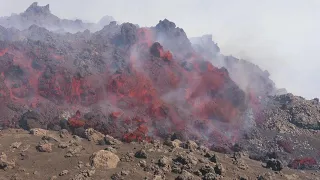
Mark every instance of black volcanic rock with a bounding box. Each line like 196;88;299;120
150;42;163;57
113;23;138;48
266;159;283;171
19;111;44;130
154;19;193;55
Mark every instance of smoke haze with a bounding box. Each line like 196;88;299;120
1;0;319;98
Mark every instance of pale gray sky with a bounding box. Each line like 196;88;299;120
1;0;319;98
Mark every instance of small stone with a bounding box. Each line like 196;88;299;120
41;135;59;142
202;173;217;180
182;140;198;151
135;149;148;159
176;170;195;180
199;145;209;153
87;169;95;177
265;159;283;171
78;161;84;169
120;152;135;162
50;176;57;180
105;146;117;153
121;170;130;176
111;173;122;180
73;135;82;142
199;164;216;175
152;139;162;147
98;139;106;145
238;175;248;180
164;139;181;148
59;170;69;176
10;142;22;149
174;153;198;165
58;142;69;149
153;175;165;180
59;129;69;138
21;144;30;152
204;152;217;163
171;164;182;174
233;158;249;170
30;128;48;136
214;163;225;175
158;156;171;167
194;170;202;176
85;128;105;143
0;152;15;169
36;143;52;152
105;135;122;145
19;152;29;160
65;146;83;157
139;160;147;167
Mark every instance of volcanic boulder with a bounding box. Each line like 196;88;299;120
90;150;120;169
19;111;44;130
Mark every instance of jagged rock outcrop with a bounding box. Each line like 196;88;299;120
264;93;320;131
154;19;193;55
0;2;115;33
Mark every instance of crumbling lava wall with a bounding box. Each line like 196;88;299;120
0;17;251;147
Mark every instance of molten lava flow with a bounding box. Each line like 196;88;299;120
288;158;318;170
0;48;8;56
0;24;249;146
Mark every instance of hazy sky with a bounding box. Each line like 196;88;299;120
1;0;320;99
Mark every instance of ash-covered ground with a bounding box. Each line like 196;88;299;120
0;2;319;179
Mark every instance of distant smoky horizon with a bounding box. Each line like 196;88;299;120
1;0;319;99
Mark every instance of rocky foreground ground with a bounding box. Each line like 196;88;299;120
0;128;319;180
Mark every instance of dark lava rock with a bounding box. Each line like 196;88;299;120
112;23;137;48
59;119;70;131
150;42;163;58
170;132;187;141
19;111;43;130
202;173;217;180
214;163;224;175
47;123;61;131
199;164;215;175
74;127;86;138
204;152;217;163
174;153;198;166
171;163;182;174
265;159;283;171
175;170;195;180
135;149;148;159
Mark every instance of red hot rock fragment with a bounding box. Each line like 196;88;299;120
68;110;85;128
288;157;318;170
